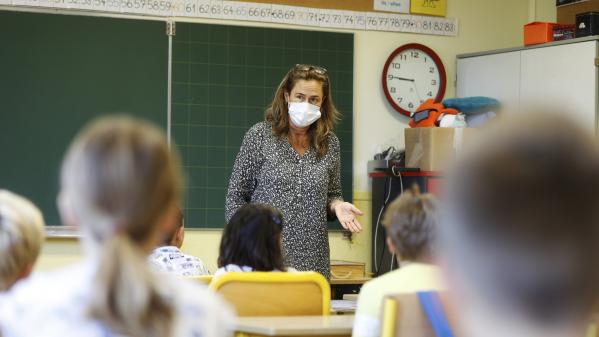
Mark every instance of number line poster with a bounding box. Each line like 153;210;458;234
2;0;459;36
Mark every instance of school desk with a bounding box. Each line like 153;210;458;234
330;277;372;300
234;315;354;337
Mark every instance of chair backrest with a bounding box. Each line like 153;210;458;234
382;294;599;337
381;292;452;337
587;311;599;337
210;271;330;316
188;275;213;285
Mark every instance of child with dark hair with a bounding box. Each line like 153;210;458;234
149;209;210;276
215;204;294;276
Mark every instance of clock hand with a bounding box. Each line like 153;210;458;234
390;75;415;82
410;81;423;103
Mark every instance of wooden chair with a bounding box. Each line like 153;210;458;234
210;271;330;316
188;274;213;285
380;292;453;337
587;311;599;337
382;293;599;337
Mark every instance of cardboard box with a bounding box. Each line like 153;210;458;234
410;0;447;17
524;22;558;45
405;127;476;172
330;260;365;279
558;0;599;24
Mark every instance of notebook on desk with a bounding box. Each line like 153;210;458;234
331;300;357;314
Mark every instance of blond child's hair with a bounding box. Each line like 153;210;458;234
0;190;45;291
60;116;182;337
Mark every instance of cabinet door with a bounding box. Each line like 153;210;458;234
520;41;598;133
457;51;521;115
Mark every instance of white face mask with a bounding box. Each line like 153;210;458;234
288;102;321;128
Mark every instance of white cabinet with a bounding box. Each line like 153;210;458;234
456;51;521;116
457;37;599;133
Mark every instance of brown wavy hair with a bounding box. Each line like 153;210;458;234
265;65;340;157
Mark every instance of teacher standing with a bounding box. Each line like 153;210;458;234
225;64;363;279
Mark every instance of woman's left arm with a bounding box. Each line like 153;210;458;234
327;136;363;233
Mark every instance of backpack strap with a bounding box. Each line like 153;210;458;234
417;291;455;337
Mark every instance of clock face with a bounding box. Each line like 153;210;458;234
382;43;446;117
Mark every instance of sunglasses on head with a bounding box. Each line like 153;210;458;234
294;64;328;75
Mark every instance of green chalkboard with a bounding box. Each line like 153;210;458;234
0;11;168;226
0;11;353;230
171;23;354;229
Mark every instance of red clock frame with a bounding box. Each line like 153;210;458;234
381;43;447;117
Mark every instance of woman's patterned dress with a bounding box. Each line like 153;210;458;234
225;121;343;279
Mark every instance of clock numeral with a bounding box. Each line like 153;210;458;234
391;62;401;69
390;87;396;93
429;67;435;73
411;51;419;58
408;102;414;109
388;74;394;81
431;79;437;85
424;57;427;63
397;97;403;103
400;54;407;61
427;91;433;97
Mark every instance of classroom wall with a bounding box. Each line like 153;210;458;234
535;0;558;22
34;0;555;274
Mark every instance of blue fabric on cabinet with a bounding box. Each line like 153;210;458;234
443;96;500;114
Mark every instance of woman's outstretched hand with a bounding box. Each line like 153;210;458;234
332;201;364;233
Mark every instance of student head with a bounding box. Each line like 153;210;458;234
440;113;599;337
160;209;184;249
382;186;437;263
0;190;45;291
218;203;286;271
58;116;182;337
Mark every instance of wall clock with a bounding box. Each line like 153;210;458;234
382;43;447;117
